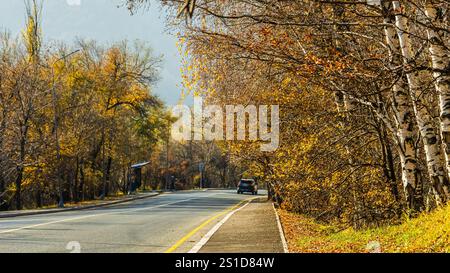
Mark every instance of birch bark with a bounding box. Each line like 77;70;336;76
391;1;447;206
382;1;423;210
425;2;450;199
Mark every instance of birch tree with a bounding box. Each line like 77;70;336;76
381;0;422;210
424;1;450;199
391;0;447;207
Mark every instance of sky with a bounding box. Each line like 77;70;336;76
0;0;190;106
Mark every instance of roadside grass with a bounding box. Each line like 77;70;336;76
278;205;450;253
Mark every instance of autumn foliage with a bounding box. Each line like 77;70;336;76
139;0;450;228
0;1;170;210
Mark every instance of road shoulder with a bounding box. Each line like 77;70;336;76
198;197;286;253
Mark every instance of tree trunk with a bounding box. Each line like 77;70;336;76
425;3;450;199
392;1;448;208
78;158;85;202
382;0;423;211
122;167;128;194
73;157;79;202
0;108;7;200
35;186;42;208
376;115;400;202
0;175;4;196
15;123;29;210
102;156;112;198
385;131;400;202
15;166;23;210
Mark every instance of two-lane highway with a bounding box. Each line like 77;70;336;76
0;190;261;253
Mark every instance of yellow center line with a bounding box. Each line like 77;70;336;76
164;197;255;253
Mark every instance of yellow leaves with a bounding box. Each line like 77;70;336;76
281;77;292;87
281;202;450;253
22;8;41;63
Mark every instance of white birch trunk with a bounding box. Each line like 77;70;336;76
382;1;422;210
392;1;447;206
425;2;450;199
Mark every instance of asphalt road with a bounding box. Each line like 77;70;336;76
0;189;265;253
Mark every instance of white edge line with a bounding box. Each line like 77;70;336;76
188;199;254;253
0;192;223;234
273;203;289;253
0;198;195;235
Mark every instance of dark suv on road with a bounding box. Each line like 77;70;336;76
237;179;258;195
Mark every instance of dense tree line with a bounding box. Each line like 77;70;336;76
153;140;246;190
0;1;171;210
129;0;450;228
0;0;246;211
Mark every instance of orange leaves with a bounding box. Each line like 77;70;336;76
299;52;350;79
259;26;272;37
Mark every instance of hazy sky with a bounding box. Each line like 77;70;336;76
0;0;189;105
